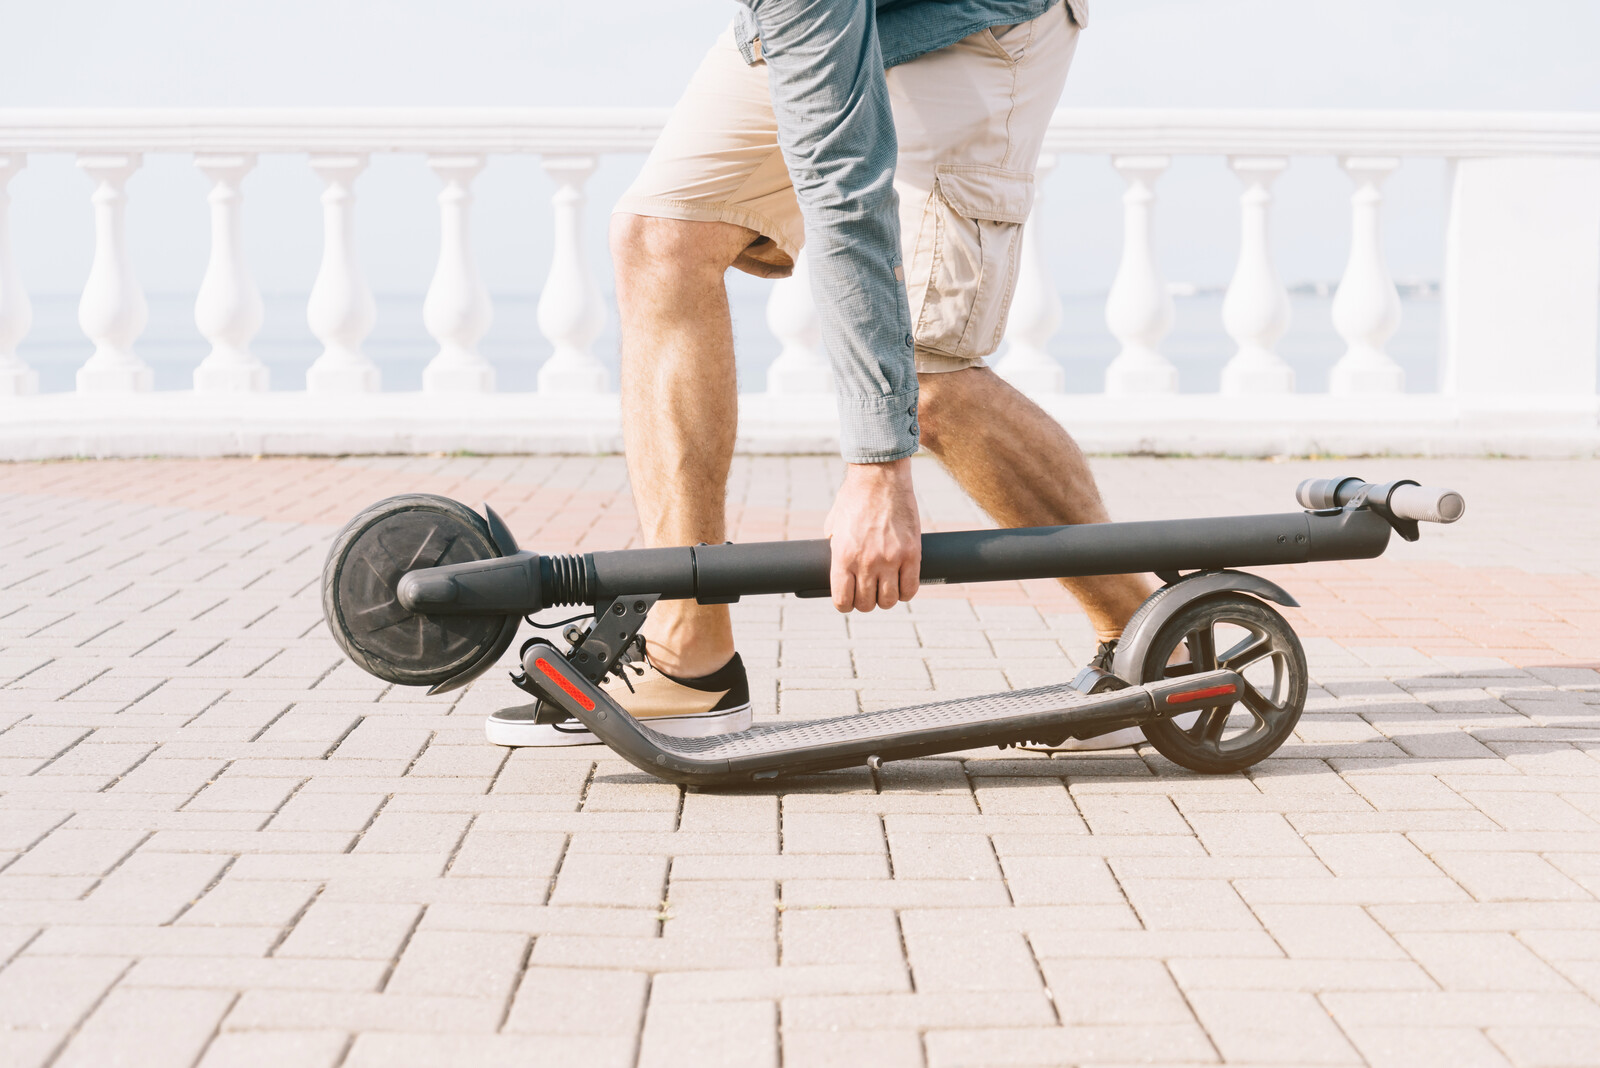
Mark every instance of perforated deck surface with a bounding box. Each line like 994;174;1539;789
647;681;1102;757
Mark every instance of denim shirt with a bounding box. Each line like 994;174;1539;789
732;0;1083;463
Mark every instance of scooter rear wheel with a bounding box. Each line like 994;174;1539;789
321;494;519;689
1136;593;1306;774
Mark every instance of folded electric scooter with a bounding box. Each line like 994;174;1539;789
321;476;1464;785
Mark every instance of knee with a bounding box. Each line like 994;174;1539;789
609;214;740;285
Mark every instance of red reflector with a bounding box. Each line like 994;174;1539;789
535;657;595;711
1165;683;1237;705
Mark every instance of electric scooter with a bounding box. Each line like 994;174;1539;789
320;476;1464;785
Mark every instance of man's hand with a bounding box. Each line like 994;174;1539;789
823;458;922;613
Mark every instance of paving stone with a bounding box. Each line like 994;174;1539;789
275;901;423;961
1343;1025;1515;1068
53;987;234;1068
446;828;566;881
80;850;231;924
887;832;999;880
1429;850;1593;902
781;812;885;855
196;1030;352;1068
0;954;131;1030
501;965;647;1036
531;934;776;971
124;956;387;992
1251;903;1409;959
226;990;503;1032
782;1029;924;1068
550;853;668;909
353;812;472;855
1486;1025;1600;1068
777;908;903;970
1040;958;1195;1025
343;1032;635;1068
1322;990;1600;1029
1397;931;1578;991
783;990;1057;1031
1186;988;1363;1064
638;999;777;1068
1071;794;1193;835
998;854;1125;906
6;828;147;876
1170;957;1435;992
1118;877;1262;931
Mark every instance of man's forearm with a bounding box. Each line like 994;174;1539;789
739;0;920;463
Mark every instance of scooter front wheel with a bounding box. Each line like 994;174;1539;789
1136;593;1307;774
321;494;519;689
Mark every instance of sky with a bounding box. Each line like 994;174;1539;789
2;0;1598;301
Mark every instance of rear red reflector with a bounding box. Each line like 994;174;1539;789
1165;683;1237;705
535;657;595;711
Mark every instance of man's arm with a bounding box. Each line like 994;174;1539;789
738;0;922;611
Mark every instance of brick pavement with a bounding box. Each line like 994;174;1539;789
0;455;1597;1068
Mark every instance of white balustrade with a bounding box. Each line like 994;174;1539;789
193;154;267;393
305;154;379;394
1220;157;1294;394
76;154;152;393
536;155;607;394
765;249;832;394
0;108;1593;458
1104;156;1177;395
0;154;35;396
996;154;1064;393
1329;157;1404;394
422;154;495;393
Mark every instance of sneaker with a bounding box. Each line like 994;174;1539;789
486;644;753;748
1028;638;1146;753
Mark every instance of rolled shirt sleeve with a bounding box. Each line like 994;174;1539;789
737;0;920;464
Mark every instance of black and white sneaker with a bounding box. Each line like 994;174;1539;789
485;645;752;748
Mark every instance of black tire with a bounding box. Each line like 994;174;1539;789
321;494;519;688
1136;593;1307;774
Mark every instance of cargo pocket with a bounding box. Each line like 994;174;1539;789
907;166;1035;362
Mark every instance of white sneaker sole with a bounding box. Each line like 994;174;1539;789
485;703;753;748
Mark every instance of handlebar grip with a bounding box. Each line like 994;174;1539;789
1295;476;1365;510
1388;484;1465;524
1295;477;1466;524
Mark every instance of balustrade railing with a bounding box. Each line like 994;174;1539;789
0;108;1595;458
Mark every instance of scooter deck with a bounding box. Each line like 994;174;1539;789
517;640;1245;786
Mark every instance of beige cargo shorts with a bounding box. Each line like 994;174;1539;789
614;4;1079;373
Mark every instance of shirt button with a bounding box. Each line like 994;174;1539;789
903;333;914;347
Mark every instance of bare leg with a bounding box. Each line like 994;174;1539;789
611;213;758;678
917;366;1152;642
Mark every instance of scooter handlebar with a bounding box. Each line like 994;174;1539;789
1295;477;1465;524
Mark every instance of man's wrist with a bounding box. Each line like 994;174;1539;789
846;458;913;480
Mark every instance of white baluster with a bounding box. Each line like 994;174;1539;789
765;249;832;394
1104;156;1177;395
423;155;495;393
1330;157;1405;394
305;154;378;394
76;154;151;393
193;154;267;392
1220;157;1294;394
996;154;1064;393
0;155;36;396
536;155;607;394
